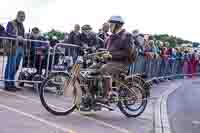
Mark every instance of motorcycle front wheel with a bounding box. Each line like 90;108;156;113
39;72;78;116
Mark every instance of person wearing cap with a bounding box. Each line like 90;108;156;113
103;15;136;91
79;16;136;112
80;24;100;49
4;10;26;91
105;16;136;65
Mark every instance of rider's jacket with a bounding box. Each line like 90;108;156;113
105;29;135;64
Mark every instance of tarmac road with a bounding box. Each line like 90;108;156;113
168;78;200;133
0;85;154;133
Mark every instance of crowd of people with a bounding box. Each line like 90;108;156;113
0;10;200;92
133;36;200;78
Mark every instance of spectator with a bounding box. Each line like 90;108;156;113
29;27;47;75
183;49;190;77
30;27;45;41
175;47;184;78
159;47;169;76
66;24;81;58
50;36;59;47
44;35;49;41
98;23;109;41
67;24;81;46
98;23;109;48
168;48;177;75
191;49;199;78
0;25;5;54
132;30;145;55
0;25;5;36
80;24;100;49
4;11;26;91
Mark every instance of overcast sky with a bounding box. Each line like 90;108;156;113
0;0;200;42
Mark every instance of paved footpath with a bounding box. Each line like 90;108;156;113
0;80;180;133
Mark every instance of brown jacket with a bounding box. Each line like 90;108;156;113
105;29;136;64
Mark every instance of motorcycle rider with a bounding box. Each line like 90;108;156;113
101;15;136;94
80;16;136;112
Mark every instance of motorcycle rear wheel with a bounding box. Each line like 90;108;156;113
118;83;147;118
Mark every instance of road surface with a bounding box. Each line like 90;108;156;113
0;80;178;133
168;78;200;133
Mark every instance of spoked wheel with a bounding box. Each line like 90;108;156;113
39;72;78;116
127;75;151;97
118;79;148;118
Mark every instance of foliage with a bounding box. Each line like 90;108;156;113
44;29;65;40
153;34;193;48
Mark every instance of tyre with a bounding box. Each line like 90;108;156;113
39;72;77;116
118;80;148;118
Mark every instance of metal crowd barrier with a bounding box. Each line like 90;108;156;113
51;43;80;72
0;36;82;88
0;35;199;88
130;54;200;80
0;36;52;86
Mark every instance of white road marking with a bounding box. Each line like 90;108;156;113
0;103;76;133
0;89;132;133
192;120;200;125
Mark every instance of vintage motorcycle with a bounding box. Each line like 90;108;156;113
39;48;149;117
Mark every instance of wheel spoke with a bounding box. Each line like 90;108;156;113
40;73;77;115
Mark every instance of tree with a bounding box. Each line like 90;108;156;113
44;29;65;40
153;34;193;48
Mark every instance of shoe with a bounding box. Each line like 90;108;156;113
4;87;17;92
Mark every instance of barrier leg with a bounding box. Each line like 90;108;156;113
157;59;162;77
164;60;168;77
148;59;153;79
